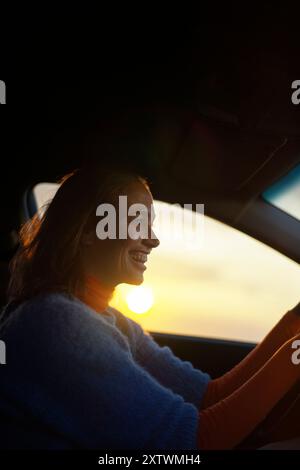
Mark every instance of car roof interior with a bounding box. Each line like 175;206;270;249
1;21;300;274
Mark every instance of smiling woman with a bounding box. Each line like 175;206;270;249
33;182;300;343
1;162;300;451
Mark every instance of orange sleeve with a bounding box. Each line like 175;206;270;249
202;304;300;408
197;332;300;449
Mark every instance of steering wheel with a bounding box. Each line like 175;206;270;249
236;380;300;449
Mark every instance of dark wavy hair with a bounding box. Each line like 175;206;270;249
7;163;149;306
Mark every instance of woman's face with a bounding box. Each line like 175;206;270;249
83;182;160;288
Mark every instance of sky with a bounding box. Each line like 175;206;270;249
263;164;300;222
111;205;300;343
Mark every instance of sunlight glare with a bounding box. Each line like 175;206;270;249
126;286;154;314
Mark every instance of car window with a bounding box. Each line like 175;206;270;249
263;163;300;221
33;182;300;343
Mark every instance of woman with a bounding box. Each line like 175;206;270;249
0;163;299;450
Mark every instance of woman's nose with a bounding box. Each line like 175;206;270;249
144;229;160;249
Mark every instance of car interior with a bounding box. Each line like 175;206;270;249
0;21;300;450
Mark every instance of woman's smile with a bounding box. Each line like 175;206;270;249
128;249;150;271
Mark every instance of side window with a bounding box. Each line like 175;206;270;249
32;183;300;343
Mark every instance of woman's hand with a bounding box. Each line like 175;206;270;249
290;302;300;317
202;304;300;409
198;332;300;450
278;302;300;338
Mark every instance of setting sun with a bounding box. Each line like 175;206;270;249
126;286;154;314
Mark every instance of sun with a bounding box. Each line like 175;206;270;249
126;286;154;314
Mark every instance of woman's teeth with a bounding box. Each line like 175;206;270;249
130;252;147;263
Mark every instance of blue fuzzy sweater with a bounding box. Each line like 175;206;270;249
0;293;211;449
